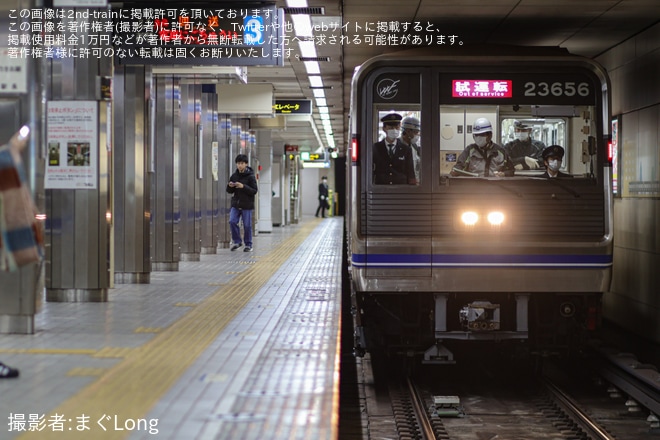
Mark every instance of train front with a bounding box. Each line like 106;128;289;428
347;49;613;363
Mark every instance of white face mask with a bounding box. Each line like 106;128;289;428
514;132;530;141
474;135;488;148
548;159;561;171
412;135;420;145
386;129;400;140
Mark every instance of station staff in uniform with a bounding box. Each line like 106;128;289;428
373;113;417;185
540;145;572;178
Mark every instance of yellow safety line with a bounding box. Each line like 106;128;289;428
0;348;98;355
18;221;319;439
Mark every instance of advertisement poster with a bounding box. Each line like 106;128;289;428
46;101;98;189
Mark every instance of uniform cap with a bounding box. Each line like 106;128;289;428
514;120;530;130
380;113;403;124
542;145;565;160
401;116;421;131
472;118;493;135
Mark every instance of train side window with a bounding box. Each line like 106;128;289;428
372;109;421;185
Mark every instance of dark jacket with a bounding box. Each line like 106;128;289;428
318;182;329;200
503;139;546;169
372;139;417;185
226;166;258;210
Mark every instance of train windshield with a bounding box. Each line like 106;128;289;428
367;67;606;185
438;106;584;178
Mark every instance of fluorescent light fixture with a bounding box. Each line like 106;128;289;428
286;0;308;6
291;15;312;38
320;113;330;121
318;106;329;114
308;76;323;87
312;88;325;98
315;97;327;107
298;40;317;58
304;61;320;74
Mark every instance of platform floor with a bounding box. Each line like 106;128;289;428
0;216;343;440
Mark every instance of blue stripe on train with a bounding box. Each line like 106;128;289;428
351;253;613;268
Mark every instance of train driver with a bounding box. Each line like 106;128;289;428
373;112;417;185
451;118;514;177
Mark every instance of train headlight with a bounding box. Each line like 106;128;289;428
487;211;505;226
461;211;479;226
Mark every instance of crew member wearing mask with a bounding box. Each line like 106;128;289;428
373;112;417;185
503;120;546;170
400;116;421;182
540;145;572;178
451;118;514;177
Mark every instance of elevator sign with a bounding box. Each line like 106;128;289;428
274;100;312;114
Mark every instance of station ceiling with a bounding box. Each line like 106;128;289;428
247;0;660;157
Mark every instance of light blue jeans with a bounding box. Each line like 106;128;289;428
229;207;253;247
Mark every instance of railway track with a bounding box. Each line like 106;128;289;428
357;351;658;439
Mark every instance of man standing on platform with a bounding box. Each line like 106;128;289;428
315;176;330;218
227;154;258;252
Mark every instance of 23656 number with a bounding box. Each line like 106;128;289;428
524;81;590;97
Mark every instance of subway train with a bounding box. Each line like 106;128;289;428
346;47;613;363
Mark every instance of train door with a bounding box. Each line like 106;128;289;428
363;69;432;280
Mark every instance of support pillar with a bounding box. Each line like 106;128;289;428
45;11;112;302
256;130;273;233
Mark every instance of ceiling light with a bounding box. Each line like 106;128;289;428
315;97;327;107
308;76;323;87
286;0;308;6
312;89;325;98
304;61;320;74
291;15;312;38
318;106;329;114
320;113;330;121
298;40;317;58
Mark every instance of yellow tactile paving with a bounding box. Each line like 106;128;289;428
17;220;318;440
92;347;135;359
133;327;162;334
